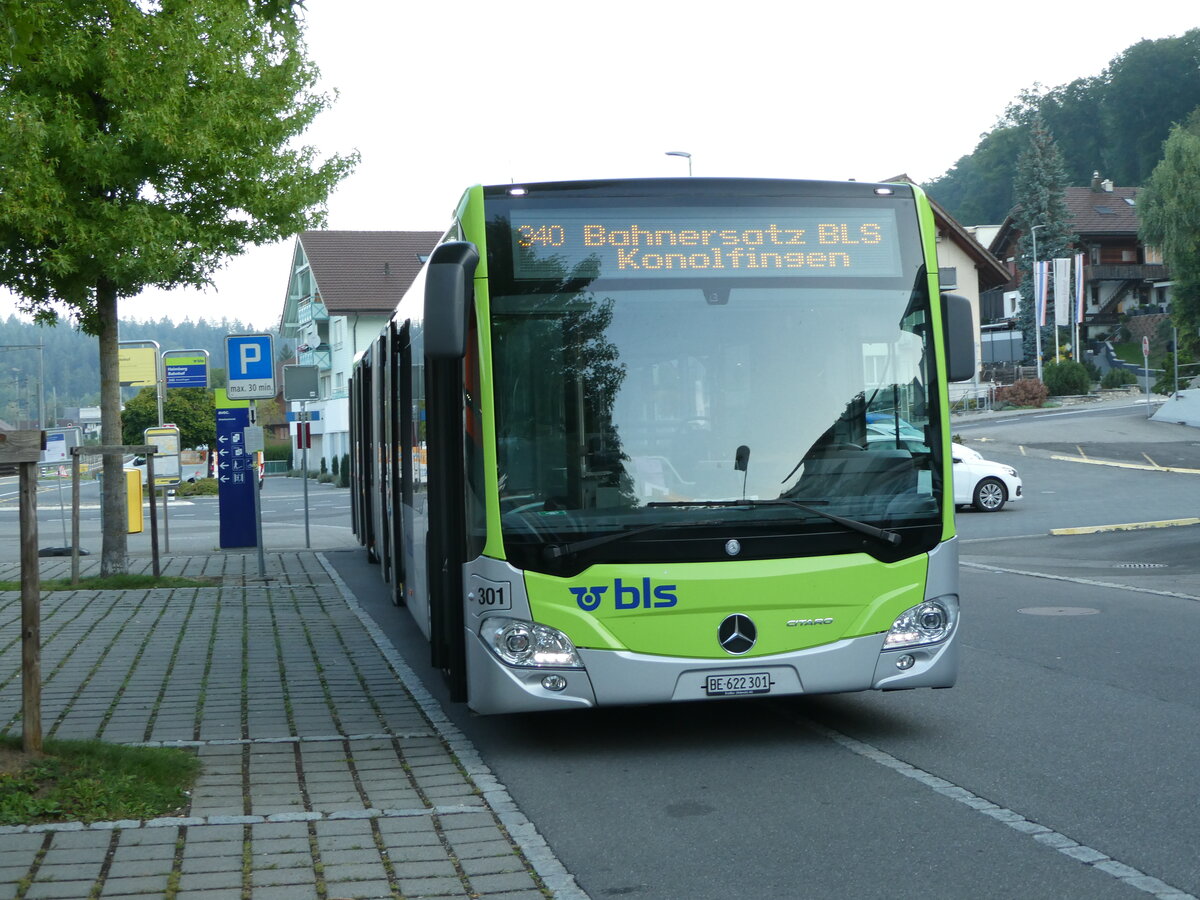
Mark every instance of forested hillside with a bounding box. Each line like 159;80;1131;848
923;29;1200;225
0;313;279;424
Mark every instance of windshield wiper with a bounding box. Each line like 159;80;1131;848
750;498;901;546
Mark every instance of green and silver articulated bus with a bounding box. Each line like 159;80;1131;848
349;177;975;714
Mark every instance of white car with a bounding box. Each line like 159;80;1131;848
949;443;1023;512
865;432;1023;512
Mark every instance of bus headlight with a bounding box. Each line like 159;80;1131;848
483;617;583;668
882;597;957;649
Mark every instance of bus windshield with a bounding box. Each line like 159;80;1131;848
486;190;944;567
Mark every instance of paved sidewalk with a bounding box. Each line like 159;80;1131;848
0;551;586;900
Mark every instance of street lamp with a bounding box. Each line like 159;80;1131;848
665;151;692;176
1030;225;1046;382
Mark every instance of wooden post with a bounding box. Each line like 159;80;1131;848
1;430;46;756
19;461;42;755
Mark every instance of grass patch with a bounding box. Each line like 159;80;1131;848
0;574;220;592
0;735;199;825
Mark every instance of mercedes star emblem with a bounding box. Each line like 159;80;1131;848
718;614;757;655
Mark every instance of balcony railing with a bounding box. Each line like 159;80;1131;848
296;298;329;325
1088;264;1168;282
298;345;332;371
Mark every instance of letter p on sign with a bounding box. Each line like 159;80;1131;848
225;333;276;399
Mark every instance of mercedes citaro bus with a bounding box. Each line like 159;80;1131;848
350;177;975;714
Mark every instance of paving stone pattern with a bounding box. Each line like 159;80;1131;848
0;552;586;899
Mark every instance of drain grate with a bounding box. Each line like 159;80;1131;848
1113;563;1168;569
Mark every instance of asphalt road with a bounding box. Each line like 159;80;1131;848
330;400;1200;900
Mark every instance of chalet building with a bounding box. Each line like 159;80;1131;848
986;173;1171;344
278;230;440;470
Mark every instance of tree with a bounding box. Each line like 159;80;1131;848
122;387;216;449
1102;32;1200;184
1139;110;1200;360
923;125;1028;226
926;29;1200;223
0;1;356;574
1012;115;1077;366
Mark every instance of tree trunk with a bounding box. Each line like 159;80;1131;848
98;279;128;575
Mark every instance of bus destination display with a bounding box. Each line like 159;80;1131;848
510;207;903;280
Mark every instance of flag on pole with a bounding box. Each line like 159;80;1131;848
1074;252;1086;323
1053;258;1072;327
1036;260;1050;326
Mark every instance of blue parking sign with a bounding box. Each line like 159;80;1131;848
225;333;275;399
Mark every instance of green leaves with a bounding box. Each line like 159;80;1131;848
1140;113;1200;358
121;385;216;448
0;0;356;326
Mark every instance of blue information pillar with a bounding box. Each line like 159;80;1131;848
216;406;257;548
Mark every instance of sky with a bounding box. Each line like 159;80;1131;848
3;0;1198;331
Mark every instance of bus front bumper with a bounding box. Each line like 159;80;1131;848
464;625;958;715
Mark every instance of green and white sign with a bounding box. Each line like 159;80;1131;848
164;348;210;388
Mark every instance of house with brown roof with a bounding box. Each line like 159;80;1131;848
987;173;1171;344
278;230;441;468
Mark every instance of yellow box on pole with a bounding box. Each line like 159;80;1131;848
124;468;143;533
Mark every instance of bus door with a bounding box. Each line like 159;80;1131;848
387;320;408;607
359;346;378;563
371;334;390;571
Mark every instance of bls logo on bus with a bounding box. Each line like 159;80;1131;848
570;578;678;612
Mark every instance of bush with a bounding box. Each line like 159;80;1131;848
318;473;333;484
176;478;219;496
339;453;350;488
1042;360;1092;396
331;455;339;476
1101;368;1138;389
1082;359;1101;382
320;457;328;474
994;378;1049;408
1153;368;1192;396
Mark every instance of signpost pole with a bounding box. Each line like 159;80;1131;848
56;472;68;547
147;452;160;577
252;401;266;578
1143;335;1151;418
301;401;311;549
71;448;81;585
